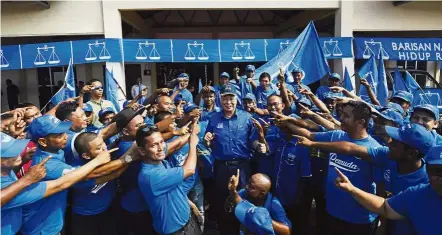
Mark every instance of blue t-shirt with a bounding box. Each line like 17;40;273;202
22;148;94;235
173;89;193;103
1;171;46;235
387;184;442;235
145;115;155;126
71;158;117;215
205;109;258;161
367;146;429;235
116;140;149;213
314;130;380;224
254;86;277;109
167;136;197;193
138;161;190;234
287;83;311;99
273;137;311;207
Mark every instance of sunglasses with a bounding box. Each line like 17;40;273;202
93;86;103;90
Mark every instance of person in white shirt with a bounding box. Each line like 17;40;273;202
131;78;147;103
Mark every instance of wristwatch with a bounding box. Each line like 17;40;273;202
124;155;133;163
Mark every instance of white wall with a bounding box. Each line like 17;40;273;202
1;1;104;37
353;1;442;31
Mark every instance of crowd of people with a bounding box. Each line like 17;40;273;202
1;64;442;235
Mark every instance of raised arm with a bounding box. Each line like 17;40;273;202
300;109;340;131
360;80;381;106
277;69;293;114
300;89;330;114
182;120;199;178
166;133;191;157
272;221;291;235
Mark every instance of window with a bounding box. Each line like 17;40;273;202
396;60;426;70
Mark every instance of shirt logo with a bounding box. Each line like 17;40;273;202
329;153;360;172
384;170;391;182
49;115;60;124
91;182;108;194
285;153;297;166
217;123;223;129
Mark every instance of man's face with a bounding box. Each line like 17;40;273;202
91;81;103;98
259;77;270;89
1;156;23;169
124;115;145;138
329;78;340;87
136;78;142;83
339;105;359;132
157;96;174;112
44;133;68;149
427;164;442;196
267;96;284;114
221;95;237;113
24;107;42;125
141;132;166;162
411;110;438;130
219;77;230;86
243;99;255;113
203;92;215;106
0;118;12;133
85;111;93;125
387;140;409;162
85;136;107;159
148;106;157;116
70;107;88;130
179;79;189;89
246;71;255;79
245;178;264;200
390;98;410;112
292;72;303;84
324;99;337;112
100;113;115;125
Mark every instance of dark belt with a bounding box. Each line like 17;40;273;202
215;159;249;166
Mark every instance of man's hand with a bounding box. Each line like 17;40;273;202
7;109;27;138
277;68;285;84
251;118;265;138
329;86;345;93
80;85;94;95
271;112;290;127
127;102;140;111
233;67;240;79
23;156;51;184
204;132;214;147
247;77;253;83
175;121;191;136
174;102;184;118
255;142;267;154
360;79;370;88
228;169;240;192
299;88;314;97
156;88;170;95
94;148;118;165
189;119;200;146
293;135;313;147
21;147;37;164
334;167;355;193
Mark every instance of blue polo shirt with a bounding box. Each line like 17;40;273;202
139;161;190;234
117;140;149;213
387;184;442;235
1;171;46;235
314;130;380;224
239;76;254;98
205;109;257;161
287;83;311;99
367;146;429;235
173;89;193;103
22;148;95;235
71;158;117;215
201;106;221;121
273;137;311;207
238;189;291;229
167;136;197;193
254;86;277;109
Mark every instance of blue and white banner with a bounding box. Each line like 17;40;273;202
72;39;122;64
355;38;442;61
0;45;22;70
219;39;267;62
173;39;220;63
124;39;173;62
20;41;72;69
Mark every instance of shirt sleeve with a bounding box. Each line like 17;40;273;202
2;182;47;209
247;116;259;146
313;130;336;142
44;159;77;180
270;198;292;228
386;187;415;218
367;146;390;167
150;167;184;196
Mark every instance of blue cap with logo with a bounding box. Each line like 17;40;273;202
177;73;190;80
82;103;93;113
413;104;440;120
291;68;305;76
243;93;257;102
381;102;405;117
385;123;435;155
297;97;312;107
27;115;71;141
391;91;414;103
329;73;341;80
220;72;230;79
378;109;404;126
235;201;275;235
1;133;30;158
324;92;339;100
184;103;199;113
245;65;256;72
220;85;237;96
99;107;115;118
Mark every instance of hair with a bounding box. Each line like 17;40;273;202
17;103;38;108
86;79;101;85
135;125;160;147
74;132;98;156
259;72;271;82
154;111;173;124
344;101;371;128
55;101;78;121
267;94;282;102
0;113;14;121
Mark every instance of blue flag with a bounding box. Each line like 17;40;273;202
50;59;76;105
404;71;421;92
376;58;389;106
105;68;121;112
392;68;409;93
198;78;203;93
343;66;354;93
255;21;330;85
357;55;378;103
404;70;431;106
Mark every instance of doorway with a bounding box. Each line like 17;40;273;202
125;64;142;99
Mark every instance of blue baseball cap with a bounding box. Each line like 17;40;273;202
242;93;256;102
174;94;184;103
413;104;440;120
324;92;339;101
245;65;255;72
391;91;413;103
220;85;237;96
378;109;404;126
177;73;189;80
27;115;71;141
82;103;93;113
1;133;30;158
184;103;199;113
220;72;230;79
99;107;115;118
291;68;305;75
297;97;312;107
235;201;276;235
329;73;341;80
385;123;435;154
381;103;405;117
424;145;442;161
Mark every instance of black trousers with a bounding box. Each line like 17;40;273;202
70;207;117;235
119;209;158;235
214;160;251;235
297;177;327;235
166;215;202;235
325;213;378;235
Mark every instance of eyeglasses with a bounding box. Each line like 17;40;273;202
139;125;159;133
93;86;103;90
268;102;281;107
